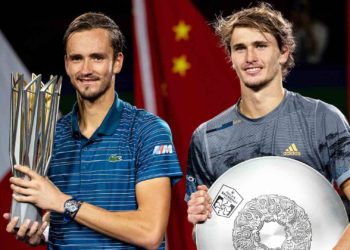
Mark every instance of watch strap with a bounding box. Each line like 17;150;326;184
71;200;83;219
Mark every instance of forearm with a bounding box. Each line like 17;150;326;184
335;180;350;249
333;224;350;250
9;166;172;249
74;202;168;249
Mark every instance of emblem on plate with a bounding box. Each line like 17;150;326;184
212;185;243;218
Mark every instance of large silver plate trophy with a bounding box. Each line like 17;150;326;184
9;73;62;227
196;156;349;250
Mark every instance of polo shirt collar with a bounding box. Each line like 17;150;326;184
71;93;122;139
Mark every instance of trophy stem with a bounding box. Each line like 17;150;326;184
10;196;42;228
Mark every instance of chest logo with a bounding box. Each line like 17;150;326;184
283;143;301;156
108;155;122;162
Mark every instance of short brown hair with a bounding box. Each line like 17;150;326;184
214;2;295;78
63;12;125;60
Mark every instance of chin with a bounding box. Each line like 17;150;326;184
244;80;269;91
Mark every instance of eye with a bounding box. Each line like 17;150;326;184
69;55;82;62
256;43;267;49
233;46;246;53
91;54;105;61
93;56;103;61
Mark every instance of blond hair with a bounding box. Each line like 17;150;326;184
214;2;296;79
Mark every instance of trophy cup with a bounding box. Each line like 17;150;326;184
9;73;62;227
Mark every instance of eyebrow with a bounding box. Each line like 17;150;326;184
67;54;82;59
254;40;269;46
231;40;269;49
67;52;107;59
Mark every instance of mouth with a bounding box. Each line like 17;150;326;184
77;77;99;85
244;66;262;75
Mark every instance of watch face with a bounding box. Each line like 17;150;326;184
65;199;79;213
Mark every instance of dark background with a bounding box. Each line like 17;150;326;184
0;0;347;115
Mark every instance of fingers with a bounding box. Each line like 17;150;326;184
28;220;48;245
13;165;38;179
187;185;212;225
3;213;10;220
6;216;19;234
16;219;31;240
188;212;211;225
197;185;209;192
14;165;41;182
42;211;50;222
10;176;29;187
26;221;39;238
187;197;212;216
189;186;212;205
187;200;212;224
10;169;38;202
12;193;34;203
6;216;47;246
189;191;212;204
11;184;33;196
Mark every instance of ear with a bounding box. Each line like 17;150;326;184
279;46;289;65
64;55;69;74
113;52;124;74
230;53;236;70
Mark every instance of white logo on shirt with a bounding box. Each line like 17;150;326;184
153;145;173;155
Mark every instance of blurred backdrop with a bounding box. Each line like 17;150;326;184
0;0;347;114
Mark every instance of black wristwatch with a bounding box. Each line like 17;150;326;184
63;198;83;223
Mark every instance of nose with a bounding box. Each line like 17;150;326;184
246;47;257;62
81;59;93;74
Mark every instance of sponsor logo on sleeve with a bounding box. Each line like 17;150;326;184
153;144;173;155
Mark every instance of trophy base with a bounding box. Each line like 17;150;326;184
10;196;42;228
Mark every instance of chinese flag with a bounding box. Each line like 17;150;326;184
132;0;240;249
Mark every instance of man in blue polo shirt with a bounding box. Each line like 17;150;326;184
5;12;183;249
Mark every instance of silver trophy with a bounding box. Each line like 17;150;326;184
196;156;349;250
9;73;62;227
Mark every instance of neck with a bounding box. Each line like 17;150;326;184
239;84;285;119
77;91;115;138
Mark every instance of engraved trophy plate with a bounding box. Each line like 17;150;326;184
196;156;348;250
9;73;62;227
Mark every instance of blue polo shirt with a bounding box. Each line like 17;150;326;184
47;94;183;249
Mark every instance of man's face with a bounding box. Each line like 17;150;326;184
65;28;123;102
230;27;288;90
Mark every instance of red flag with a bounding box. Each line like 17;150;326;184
133;0;240;249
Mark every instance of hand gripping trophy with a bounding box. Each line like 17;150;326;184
9;73;62;227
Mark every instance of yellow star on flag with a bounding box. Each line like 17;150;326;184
172;20;191;41
172;55;191;77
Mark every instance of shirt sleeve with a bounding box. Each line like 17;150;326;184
185;125;213;201
316;101;350;186
135;112;183;185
